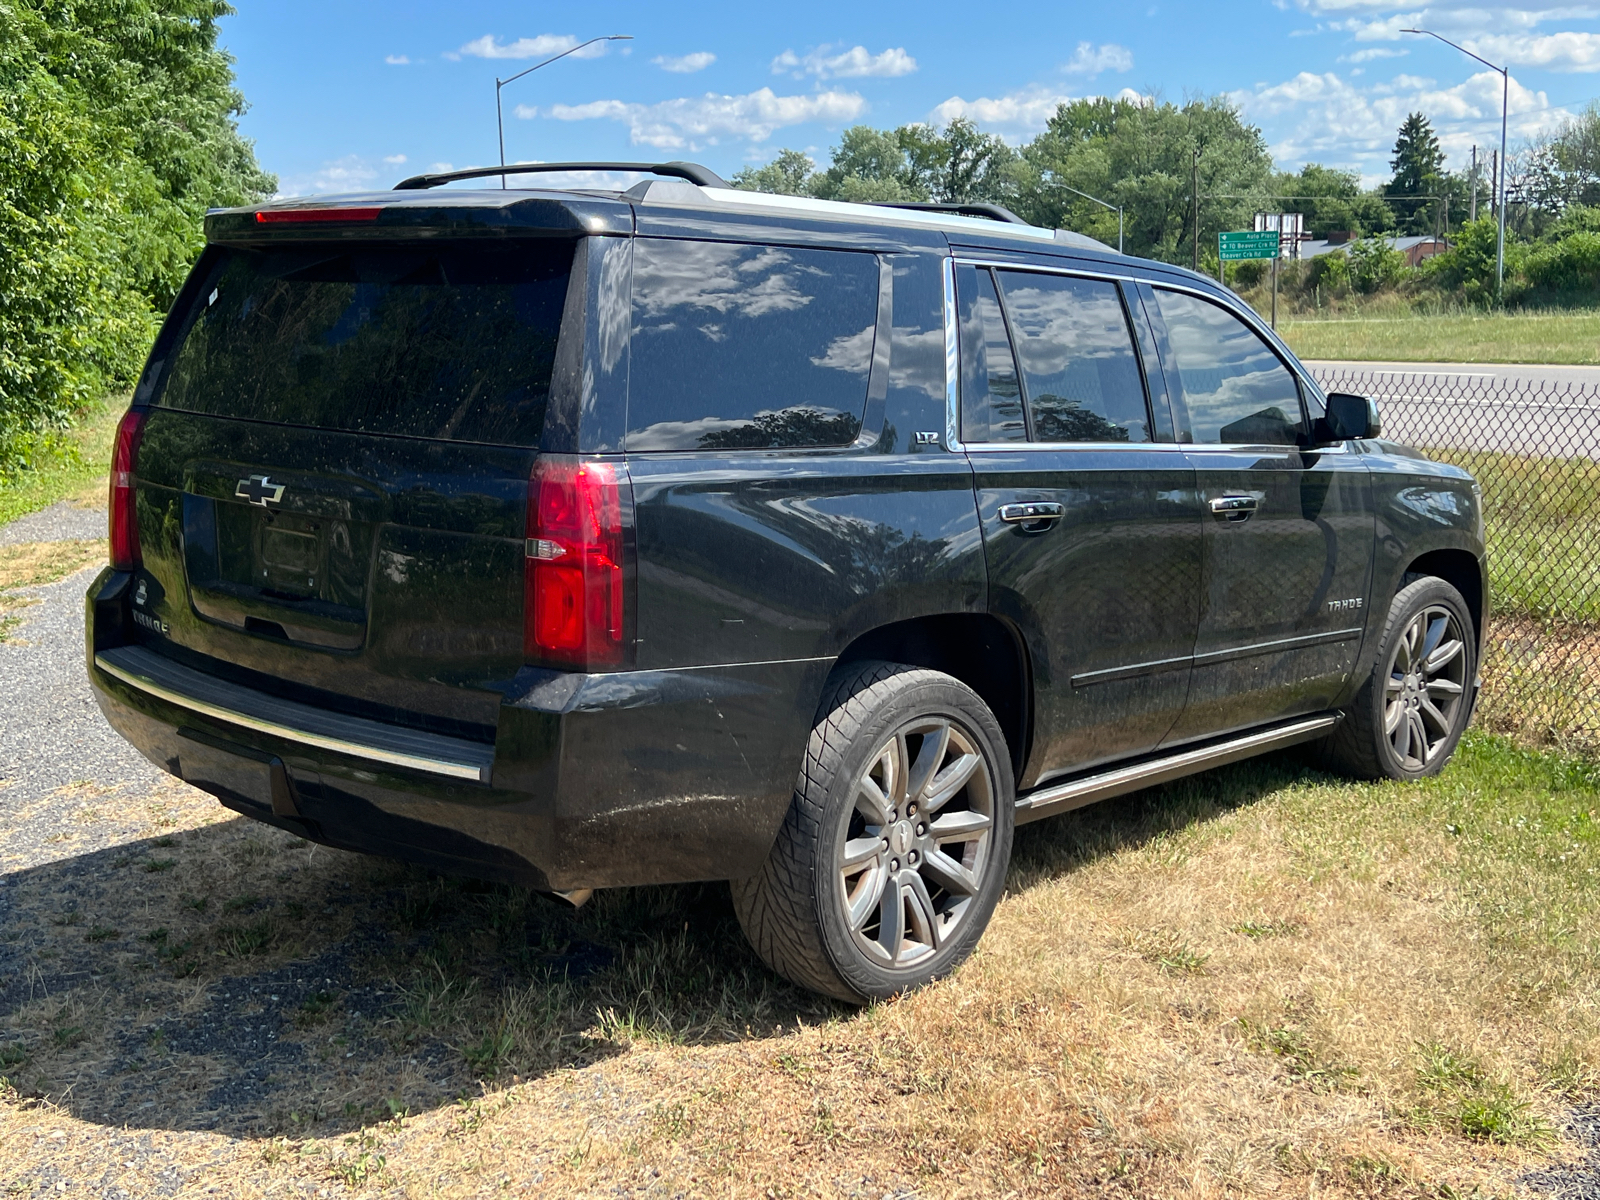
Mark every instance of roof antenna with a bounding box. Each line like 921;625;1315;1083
495;35;632;189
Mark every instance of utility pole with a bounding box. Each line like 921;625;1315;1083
1470;145;1478;222
1191;148;1200;273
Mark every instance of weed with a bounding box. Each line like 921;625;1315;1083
1232;918;1302;938
461;1028;514;1077
223;893;262;913
1133;930;1209;975
1458;1084;1554;1146
141;927;168;945
181;895;208;913
215;917;278;957
1240;1021;1358;1093
152;836;176;848
774;1052;813;1080
83;926;119;943
52;1026;85;1049
52;910;82;927
296;991;337;1027
0;1044;26;1069
142;858;176;873
652;1101;692;1140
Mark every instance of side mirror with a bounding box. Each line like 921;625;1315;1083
1319;392;1381;442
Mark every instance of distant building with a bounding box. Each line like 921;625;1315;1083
1295;233;1450;267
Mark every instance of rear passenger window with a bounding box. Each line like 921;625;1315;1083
956;265;1026;443
995;271;1151;443
1152;289;1303;445
627;240;878;451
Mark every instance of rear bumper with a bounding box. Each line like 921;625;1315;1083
86;568;826;890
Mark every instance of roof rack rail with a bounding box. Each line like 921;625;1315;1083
866;200;1029;225
393;160;729;191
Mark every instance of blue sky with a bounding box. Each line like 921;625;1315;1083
226;1;1600;198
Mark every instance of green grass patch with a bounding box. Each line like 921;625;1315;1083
1279;308;1600;364
0;392;126;528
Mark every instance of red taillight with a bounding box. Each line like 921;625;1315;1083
525;457;628;669
108;408;148;571
253;207;382;224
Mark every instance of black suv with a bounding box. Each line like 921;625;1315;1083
87;161;1485;1003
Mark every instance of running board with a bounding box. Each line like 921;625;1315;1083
1015;713;1342;825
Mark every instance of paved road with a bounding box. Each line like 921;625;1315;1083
1304;360;1600;458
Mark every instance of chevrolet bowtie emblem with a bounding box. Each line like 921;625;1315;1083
235;474;286;507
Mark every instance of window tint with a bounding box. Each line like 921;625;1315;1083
996;271;1150;443
159;243;572;444
627;240;877;451
1152;289;1303;445
957;265;1025;443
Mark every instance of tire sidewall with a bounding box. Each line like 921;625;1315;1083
1368;578;1477;780
810;672;1015;1001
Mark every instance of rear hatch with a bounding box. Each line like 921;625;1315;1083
131;233;578;737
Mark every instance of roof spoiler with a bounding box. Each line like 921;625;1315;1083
394;161;729;191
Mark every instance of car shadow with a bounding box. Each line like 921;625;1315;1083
0;748;1323;1140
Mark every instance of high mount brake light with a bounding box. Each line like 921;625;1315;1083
109;408;148;571
254;208;382;224
525;457;628;670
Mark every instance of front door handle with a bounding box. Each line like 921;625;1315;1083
1209;494;1259;522
998;501;1065;532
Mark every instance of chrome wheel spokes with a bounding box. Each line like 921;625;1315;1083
1384;604;1468;771
837;716;995;970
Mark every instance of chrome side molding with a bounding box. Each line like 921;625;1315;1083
1015;713;1342;824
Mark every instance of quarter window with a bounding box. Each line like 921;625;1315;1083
995;271;1151;443
627;240;879;451
1151;289;1303;445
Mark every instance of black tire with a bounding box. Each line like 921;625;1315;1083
1317;576;1477;781
731;661;1015;1004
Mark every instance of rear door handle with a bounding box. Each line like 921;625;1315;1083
1209;494;1259;522
998;501;1065;531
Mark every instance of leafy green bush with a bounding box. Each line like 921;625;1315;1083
1307;251;1352;292
0;1;273;472
1348;237;1407;293
1525;232;1600;293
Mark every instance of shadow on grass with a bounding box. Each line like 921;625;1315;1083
0;748;1323;1141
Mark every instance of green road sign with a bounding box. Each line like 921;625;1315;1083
1219;230;1280;261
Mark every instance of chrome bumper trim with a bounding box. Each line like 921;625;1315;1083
94;647;491;783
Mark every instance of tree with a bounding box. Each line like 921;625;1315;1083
1387;113;1446;234
1268;164;1394;239
1;0;274;468
1013;95;1273;264
730;149;817;196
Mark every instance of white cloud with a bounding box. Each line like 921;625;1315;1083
383;154;408;165
933;85;1147;137
1064;42;1134;75
1340;46;1410;61
771;44;917;79
1235;67;1571;173
1464;30;1600;69
457;33;610;61
518;88;868;149
429;162;454;173
274;155;382;199
385;55;410;66
654;51;716;73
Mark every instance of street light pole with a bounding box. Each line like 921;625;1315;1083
495;35;633;188
1055;182;1124;253
1401;28;1509;303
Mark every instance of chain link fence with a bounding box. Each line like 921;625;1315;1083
1311;366;1600;754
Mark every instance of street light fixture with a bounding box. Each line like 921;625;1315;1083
1056;182;1124;253
1401;27;1508;303
495;35;633;188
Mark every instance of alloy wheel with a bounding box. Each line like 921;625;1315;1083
836;717;996;970
1385;603;1468;771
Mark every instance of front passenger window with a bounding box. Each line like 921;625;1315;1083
1151;289;1303;446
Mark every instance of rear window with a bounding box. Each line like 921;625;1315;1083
627;240;879;451
157;242;574;444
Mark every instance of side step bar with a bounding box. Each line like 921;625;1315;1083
1015;713;1342;825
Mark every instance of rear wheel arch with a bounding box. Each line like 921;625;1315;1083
833;614;1030;786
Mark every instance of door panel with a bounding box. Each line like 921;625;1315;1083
962;264;1201;783
1168;446;1373;741
976;448;1201;778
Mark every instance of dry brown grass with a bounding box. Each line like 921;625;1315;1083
0;539;106;643
3;735;1599;1197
